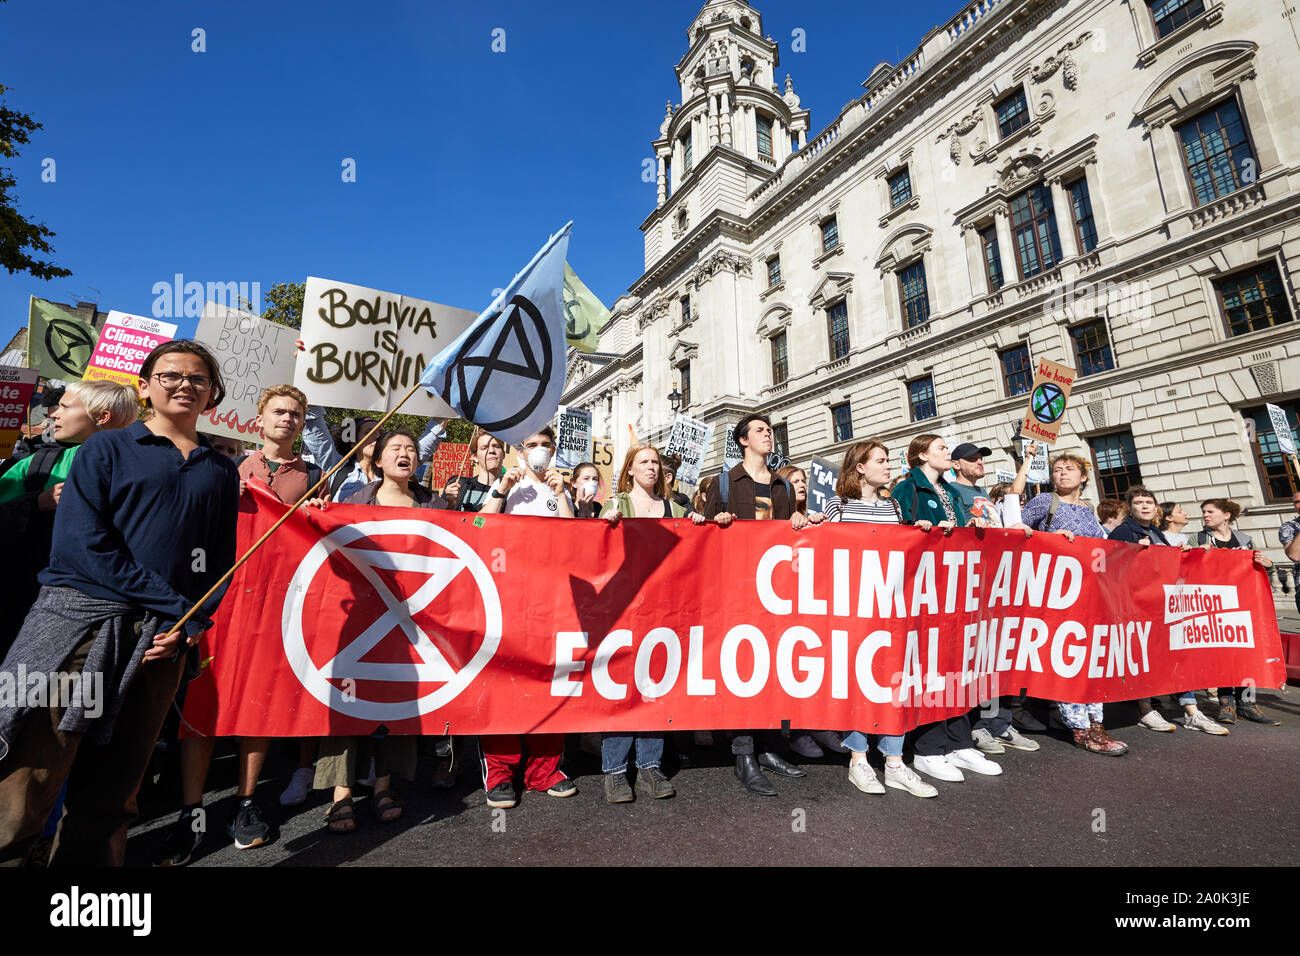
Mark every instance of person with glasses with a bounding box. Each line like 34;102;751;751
0;341;239;866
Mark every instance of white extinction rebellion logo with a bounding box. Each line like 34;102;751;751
282;519;502;720
1163;584;1254;650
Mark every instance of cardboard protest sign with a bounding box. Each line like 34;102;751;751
82;312;176;386
1021;358;1076;443
723;424;743;470
1022;440;1050;484
424;442;473;491
27;297;98;381
555;406;593;469
195;303;298;441
590;435;615;500
664;413;713;485
296;277;477;417
1266;403;1296;456
0;367;38;456
808;456;840;514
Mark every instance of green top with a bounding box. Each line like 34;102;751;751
0;446;78;504
599;491;688;520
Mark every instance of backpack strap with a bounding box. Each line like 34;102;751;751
24;444;66;494
305;461;323;495
329;465;352;500
718;470;729;512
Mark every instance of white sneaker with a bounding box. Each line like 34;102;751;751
279;766;315;807
1139;709;1177;732
971;728;1005;754
914;753;964;782
1183;709;1230;736
995;727;1040;752
848;760;885;794
947;747;1003;776
885;763;938;798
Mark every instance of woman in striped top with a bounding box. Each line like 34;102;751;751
824;440;938;799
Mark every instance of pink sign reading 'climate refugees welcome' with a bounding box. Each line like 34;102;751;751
82;311;177;387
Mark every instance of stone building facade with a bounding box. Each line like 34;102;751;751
561;0;1300;561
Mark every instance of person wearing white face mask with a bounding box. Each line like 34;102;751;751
569;461;603;518
475;426;577;808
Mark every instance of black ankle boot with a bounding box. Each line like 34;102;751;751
734;754;777;796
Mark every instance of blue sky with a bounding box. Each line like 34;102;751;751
1;0;958;344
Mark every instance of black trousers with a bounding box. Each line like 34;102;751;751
912;713;974;757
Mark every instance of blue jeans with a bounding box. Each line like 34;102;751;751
841;731;904;757
601;734;664;774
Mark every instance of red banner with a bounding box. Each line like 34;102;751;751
183;483;1285;737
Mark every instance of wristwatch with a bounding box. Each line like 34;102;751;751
490;487;506;500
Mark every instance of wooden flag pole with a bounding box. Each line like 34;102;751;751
167;380;426;637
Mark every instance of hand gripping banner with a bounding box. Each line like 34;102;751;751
183;483;1285;737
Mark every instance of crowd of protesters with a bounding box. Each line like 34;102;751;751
0;339;1292;868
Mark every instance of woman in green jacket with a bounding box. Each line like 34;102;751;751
598;444;705;803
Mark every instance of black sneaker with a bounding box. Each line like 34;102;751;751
545;777;578;798
486;782;517;808
227;801;271;850
155;811;204;867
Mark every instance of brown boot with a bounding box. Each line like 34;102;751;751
1237;702;1280;725
1072;720;1128;755
1217;697;1237;724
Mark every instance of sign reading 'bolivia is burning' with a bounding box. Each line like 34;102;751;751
295;277;477;418
183;484;1284;738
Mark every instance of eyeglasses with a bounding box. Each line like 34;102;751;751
152;372;213;391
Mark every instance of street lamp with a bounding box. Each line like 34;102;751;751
667;383;682;412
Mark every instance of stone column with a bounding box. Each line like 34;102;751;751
1049;177;1079;262
994;207;1017;284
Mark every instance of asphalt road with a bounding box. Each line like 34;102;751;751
124;688;1298;867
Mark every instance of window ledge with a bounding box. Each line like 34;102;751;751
1138;4;1224;67
759;280;786;302
764;380;790;395
813;245;845;270
819;355;852;373
894;321;935;348
1188;183;1268;230
879;195;921;229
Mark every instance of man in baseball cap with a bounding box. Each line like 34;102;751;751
947;441;1044;756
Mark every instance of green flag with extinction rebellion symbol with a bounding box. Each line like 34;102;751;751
563;263;605;354
27;296;98;380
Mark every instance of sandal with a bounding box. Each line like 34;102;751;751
372;790;403;823
325;797;358;834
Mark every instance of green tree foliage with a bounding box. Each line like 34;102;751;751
256;280;475;447
0;83;71;280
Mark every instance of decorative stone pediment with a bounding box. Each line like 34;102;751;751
997;149;1049;190
875;224;932;273
1134;41;1257;128
809;271;854;309
566;354;592;384
756;302;793;339
668;338;699;365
